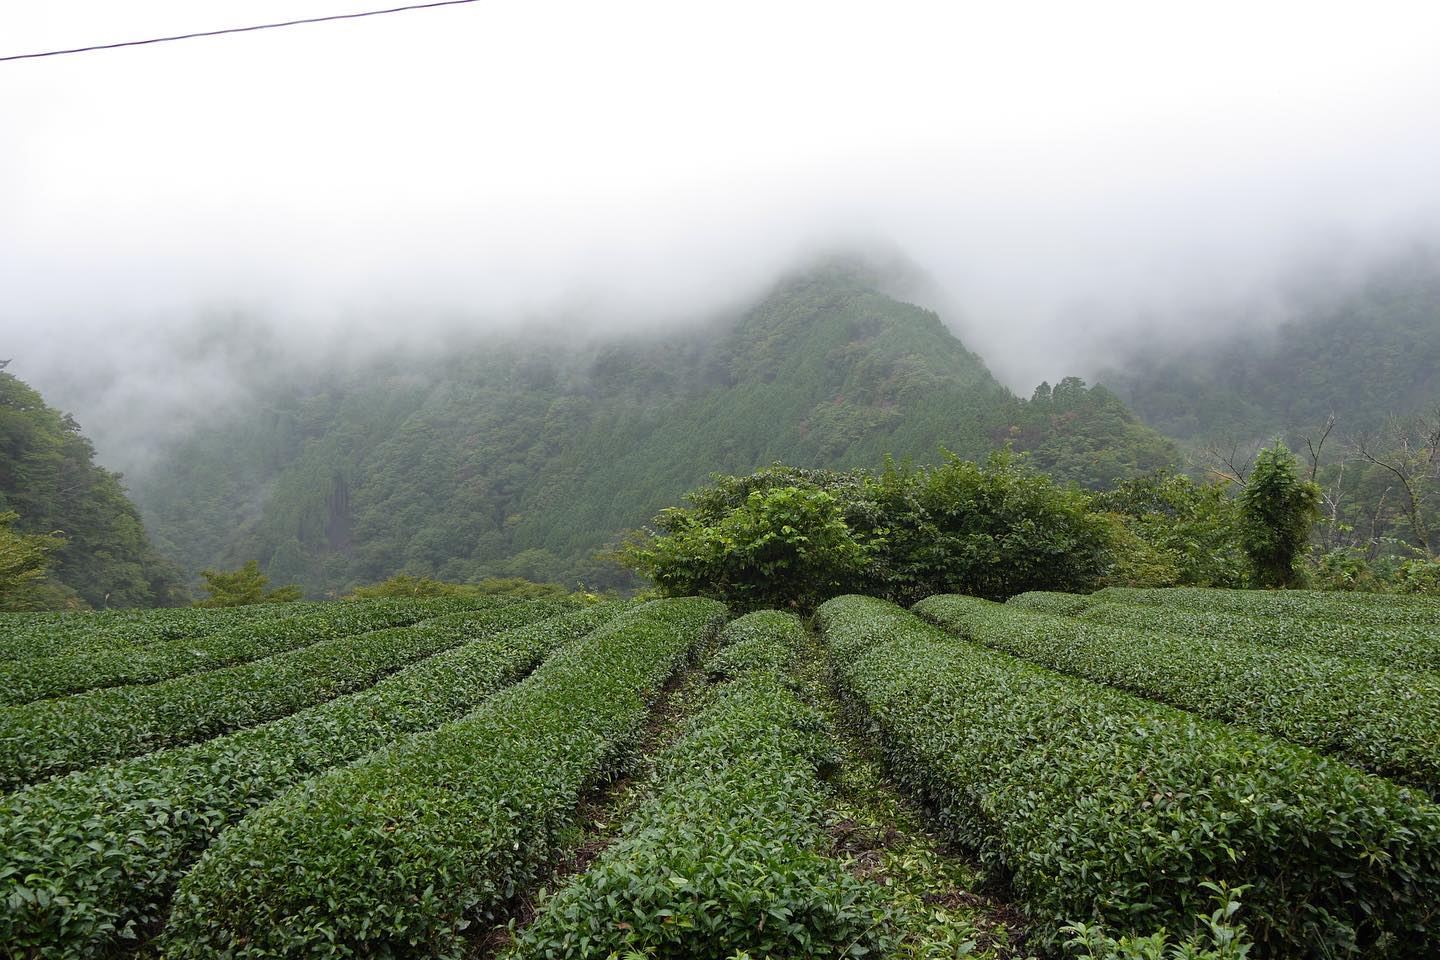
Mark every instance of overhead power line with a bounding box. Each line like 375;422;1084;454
0;0;481;63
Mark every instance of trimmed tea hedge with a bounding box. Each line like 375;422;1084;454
0;598;476;705
0;603;620;959
0;600;567;791
916;594;1440;797
164;598;726;960
1078;601;1440;673
0;604;290;661
1094;586;1440;629
1006;588;1440;671
518;610;889;960
818;595;1440;957
1004;590;1095;617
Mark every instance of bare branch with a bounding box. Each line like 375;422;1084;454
1203;438;1253;485
1302;413;1337;482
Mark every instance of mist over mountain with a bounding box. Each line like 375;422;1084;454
125;263;1174;595
6;2;1440;598
0;367;183;606
1104;247;1440;444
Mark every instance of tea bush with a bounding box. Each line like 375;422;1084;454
1093;586;1440;628
164;598;726;960
1077;600;1440;672
0;603;619;959
0;597;471;705
818;595;1440;957
917;594;1440;796
518;611;890;959
0;603;283;661
0;600;567;789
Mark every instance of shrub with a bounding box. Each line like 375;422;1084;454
194;560;302;607
818;595;1440;957
624;487;872;612
1074;599;1440;672
0;597;459;705
0;603;285;661
1239;444;1322;589
0;604;619;958
916;594;1440;797
518;611;890;959
0;599;566;790
164;598;726;960
1063;883;1254;960
624;449;1112;610
1004;590;1095;617
1092;471;1247;589
1093;586;1440;628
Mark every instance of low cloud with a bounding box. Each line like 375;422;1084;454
5;0;1440;471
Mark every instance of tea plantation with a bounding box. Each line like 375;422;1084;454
1;589;1437;958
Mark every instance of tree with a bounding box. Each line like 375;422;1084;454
622;486;872;612
1239;443;1321;588
1093;471;1246;588
195;560;303;607
0;511;69;611
0;369;185;607
1352;408;1440;559
622;450;1114;609
874;449;1113;602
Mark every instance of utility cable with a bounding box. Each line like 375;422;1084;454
0;0;481;63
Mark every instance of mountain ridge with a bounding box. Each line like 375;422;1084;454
132;263;1177;595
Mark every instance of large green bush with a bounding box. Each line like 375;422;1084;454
624;486;871;611
1240;443;1322;588
624;450;1111;609
1092;471;1247;588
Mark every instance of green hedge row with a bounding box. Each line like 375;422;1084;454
0;604;300;661
0;600;568;791
0;597;481;705
1093;586;1440;628
518;610;889;960
1007;590;1440;671
163;597;726;960
702;609;799;681
1079;601;1440;673
917;594;1440;797
1003;590;1095;617
818;595;1440;957
0;603;619;959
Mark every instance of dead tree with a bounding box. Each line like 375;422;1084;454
1352;408;1440;559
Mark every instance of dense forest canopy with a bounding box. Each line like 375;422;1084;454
1105;250;1440;443
127;264;1176;597
0;367;183;607
7;249;1437;605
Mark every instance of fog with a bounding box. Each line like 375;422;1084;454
5;0;1440;473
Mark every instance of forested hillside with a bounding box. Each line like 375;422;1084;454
134;265;1176;595
1105;250;1440;442
0;367;183;607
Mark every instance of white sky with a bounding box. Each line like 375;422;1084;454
5;0;1440;453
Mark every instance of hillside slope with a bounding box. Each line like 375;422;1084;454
0;368;183;607
1104;250;1440;442
134;266;1176;595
